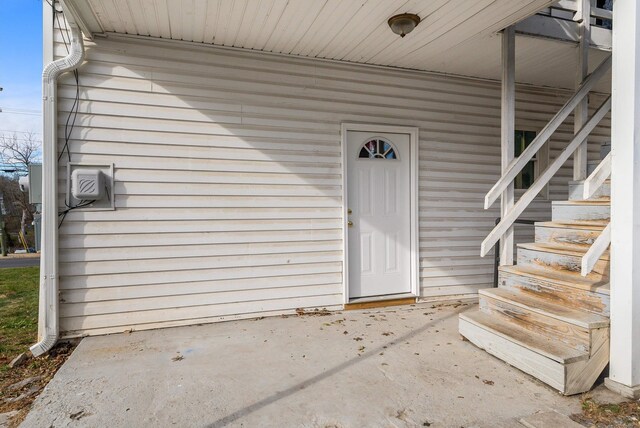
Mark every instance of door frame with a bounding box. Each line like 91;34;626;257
341;123;420;303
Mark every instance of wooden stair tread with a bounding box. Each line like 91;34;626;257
552;219;610;226
480;288;610;329
569;179;611;185
553;200;611;206
460;310;588;364
535;221;606;231
518;242;610;261
499;265;610;295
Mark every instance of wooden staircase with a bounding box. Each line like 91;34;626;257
460;176;611;395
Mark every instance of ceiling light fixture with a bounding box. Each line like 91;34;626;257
387;13;421;38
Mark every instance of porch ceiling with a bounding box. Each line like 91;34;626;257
65;0;610;91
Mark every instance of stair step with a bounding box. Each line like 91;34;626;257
568;180;610;202
479;289;591;352
459;310;596;394
499;265;609;295
480;288;609;330
535;221;605;250
517;242;609;280
552;200;610;224
460;310;587;365
499;265;610;316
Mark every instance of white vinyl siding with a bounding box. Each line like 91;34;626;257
53;30;610;336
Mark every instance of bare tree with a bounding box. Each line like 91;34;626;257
0;132;40;169
0;132;42;246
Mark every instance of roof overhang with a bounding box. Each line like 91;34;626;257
61;0;610;91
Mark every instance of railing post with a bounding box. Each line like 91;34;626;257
500;26;515;266
573;0;591;181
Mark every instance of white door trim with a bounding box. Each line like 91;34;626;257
341;123;419;303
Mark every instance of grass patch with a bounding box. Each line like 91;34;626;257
0;266;39;366
0;266;76;427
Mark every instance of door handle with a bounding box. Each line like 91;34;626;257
347;221;353;227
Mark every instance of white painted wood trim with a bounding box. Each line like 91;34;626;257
584;152;612;200
43;1;54;65
482;96;612;256
608;0;640;389
500;27;516;266
573;0;591;181
341;124;349;304
340;123;419;303
581;222;611;277
484;55;612;209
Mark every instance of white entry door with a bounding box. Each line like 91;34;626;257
346;130;412;299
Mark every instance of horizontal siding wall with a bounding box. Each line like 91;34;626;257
53;30;610;336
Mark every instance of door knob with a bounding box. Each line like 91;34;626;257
347;208;352;214
347;221;353;227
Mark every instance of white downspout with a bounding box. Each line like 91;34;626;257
30;14;84;357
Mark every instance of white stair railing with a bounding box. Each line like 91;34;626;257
582;223;611;276
484;56;612;210
580;153;612;276
583;152;611;200
480;94;612;257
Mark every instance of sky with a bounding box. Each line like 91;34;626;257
0;0;43;139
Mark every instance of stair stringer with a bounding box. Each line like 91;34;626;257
564;329;610;395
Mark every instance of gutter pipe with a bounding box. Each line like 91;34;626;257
30;11;85;357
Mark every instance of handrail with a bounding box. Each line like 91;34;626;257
481;96;612;257
581;222;611;276
583;152;611;199
579;152;612;276
484;55;612;210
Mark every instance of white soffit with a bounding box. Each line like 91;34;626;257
65;0;611;91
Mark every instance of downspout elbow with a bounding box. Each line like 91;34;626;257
30;19;84;357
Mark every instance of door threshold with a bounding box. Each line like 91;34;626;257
344;293;416;310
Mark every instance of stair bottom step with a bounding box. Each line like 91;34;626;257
459;310;609;395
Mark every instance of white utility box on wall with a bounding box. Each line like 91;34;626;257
71;168;105;200
66;163;115;210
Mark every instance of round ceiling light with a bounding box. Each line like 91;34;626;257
387;13;421;38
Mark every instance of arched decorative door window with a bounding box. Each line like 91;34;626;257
358;138;398;160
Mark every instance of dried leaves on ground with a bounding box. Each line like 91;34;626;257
571;396;640;427
295;308;332;316
0;342;75;427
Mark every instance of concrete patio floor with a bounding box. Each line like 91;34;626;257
22;302;593;427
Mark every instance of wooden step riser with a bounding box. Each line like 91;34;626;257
498;270;610;317
535;225;602;250
552;203;610;224
479;295;591;353
459;317;567;392
568;182;610;202
517;248;609;280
